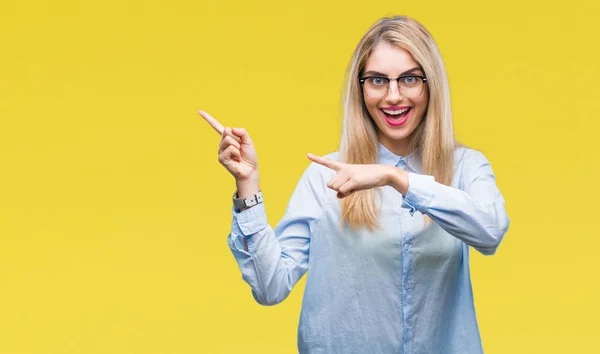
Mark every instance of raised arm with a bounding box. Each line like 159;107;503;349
200;110;325;305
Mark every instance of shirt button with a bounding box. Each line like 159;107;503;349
405;283;410;290
403;244;409;250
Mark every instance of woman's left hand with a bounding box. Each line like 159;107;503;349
307;153;395;199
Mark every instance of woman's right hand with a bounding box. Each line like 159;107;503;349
199;110;260;189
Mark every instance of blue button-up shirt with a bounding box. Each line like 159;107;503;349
228;143;510;354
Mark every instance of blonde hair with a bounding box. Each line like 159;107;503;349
339;15;457;230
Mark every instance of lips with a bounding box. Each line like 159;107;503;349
381;107;411;127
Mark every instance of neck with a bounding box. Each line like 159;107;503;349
379;136;410;157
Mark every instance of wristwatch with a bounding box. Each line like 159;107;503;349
233;190;264;210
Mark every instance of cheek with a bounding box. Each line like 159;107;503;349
406;98;428;130
413;94;429;118
420;90;430;111
364;97;380;116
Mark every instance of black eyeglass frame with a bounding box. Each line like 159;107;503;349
359;75;428;97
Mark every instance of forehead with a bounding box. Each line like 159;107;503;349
364;42;420;75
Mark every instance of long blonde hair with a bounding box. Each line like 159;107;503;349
340;16;457;230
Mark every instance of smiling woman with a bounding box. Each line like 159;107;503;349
360;46;429;146
201;15;509;354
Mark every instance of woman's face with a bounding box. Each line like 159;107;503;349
362;41;429;156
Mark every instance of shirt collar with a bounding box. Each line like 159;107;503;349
377;142;422;173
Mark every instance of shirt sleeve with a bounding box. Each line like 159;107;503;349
401;149;510;255
227;162;328;305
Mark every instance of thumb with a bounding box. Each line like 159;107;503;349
231;127;254;146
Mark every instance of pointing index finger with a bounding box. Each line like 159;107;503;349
307;153;343;171
198;110;224;136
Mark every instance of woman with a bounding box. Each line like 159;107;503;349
201;15;509;354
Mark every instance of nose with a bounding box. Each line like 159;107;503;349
386;81;404;104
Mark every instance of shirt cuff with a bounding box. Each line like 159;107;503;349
231;202;268;236
401;172;435;215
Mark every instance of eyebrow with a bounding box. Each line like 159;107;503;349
363;67;423;77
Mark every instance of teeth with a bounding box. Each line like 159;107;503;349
382;108;409;115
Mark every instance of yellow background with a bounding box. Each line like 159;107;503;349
1;0;598;353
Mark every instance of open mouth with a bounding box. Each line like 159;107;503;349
381;107;411;126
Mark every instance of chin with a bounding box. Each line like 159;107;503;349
383;125;413;139
389;132;412;141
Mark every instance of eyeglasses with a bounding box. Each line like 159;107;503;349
359;75;428;98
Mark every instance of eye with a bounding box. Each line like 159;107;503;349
400;76;418;84
369;77;387;86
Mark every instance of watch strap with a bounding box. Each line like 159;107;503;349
233;190;264;210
